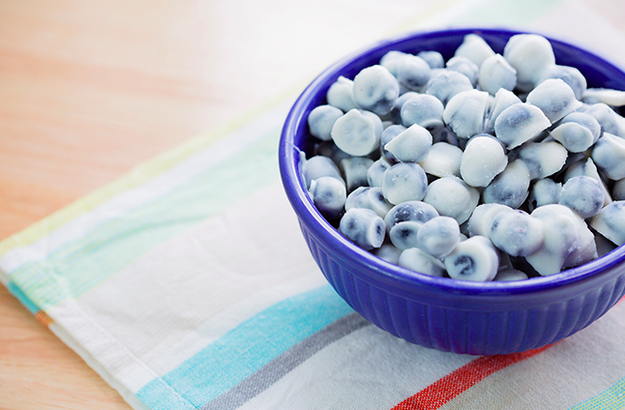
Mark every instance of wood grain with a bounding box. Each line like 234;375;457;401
0;0;622;409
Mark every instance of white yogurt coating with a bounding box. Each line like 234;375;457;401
550;112;601;153
479;54;517;96
418;142;463;178
422;176;479;224
454;33;495;67
326;76;358;112
372;243;402;264
460;135;508;187
591;133;625;180
445;235;500;282
379;125;405;162
489;209;544;257
302;31;625;281
425;70;473;106
380;50;409;77
503;33;556;92
417;50;445;69
384;124;432;163
331;109;382;156
468;203;513;239
388;221;423;250
515;141;568;180
399;247;446;277
339;208;386;250
382;162;428;205
494;267;529;281
583;88;625;107
308;105;344;141
384;200;439;232
528;178;562;210
528;204;597;275
485;88;522;132
494;103;551;149
366;157;392;188
583;103;625;138
400;93;444;131
537;65;587;100
526;78;582;123
396;54;432;91
308;176;347;220
384;201;439;250
591;201;625;246
388;91;419;124
446;56;479;87
340;157;374;193
442;89;490;139
416;216;461;258
302;155;344;188
570;156;613;207
558;176;605;219
352;65;399;116
345;186;393;218
482;159;531;209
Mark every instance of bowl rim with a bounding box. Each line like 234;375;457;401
279;26;625;299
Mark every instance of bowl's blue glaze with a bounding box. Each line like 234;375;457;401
279;28;625;355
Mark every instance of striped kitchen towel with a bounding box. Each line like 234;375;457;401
2;0;625;409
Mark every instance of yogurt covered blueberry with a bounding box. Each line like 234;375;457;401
303;31;625;281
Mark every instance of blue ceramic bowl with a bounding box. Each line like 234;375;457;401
279;28;625;355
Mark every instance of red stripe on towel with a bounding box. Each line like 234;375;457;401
35;310;54;327
392;344;553;410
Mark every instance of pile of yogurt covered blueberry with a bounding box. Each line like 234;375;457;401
303;33;625;282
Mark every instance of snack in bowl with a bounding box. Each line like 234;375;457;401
279;28;625;355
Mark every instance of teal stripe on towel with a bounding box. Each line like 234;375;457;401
136;285;354;410
568;376;625;410
7;281;40;314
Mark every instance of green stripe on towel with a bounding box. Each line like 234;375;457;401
9;128;282;311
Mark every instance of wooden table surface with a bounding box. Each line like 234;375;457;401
0;0;623;408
